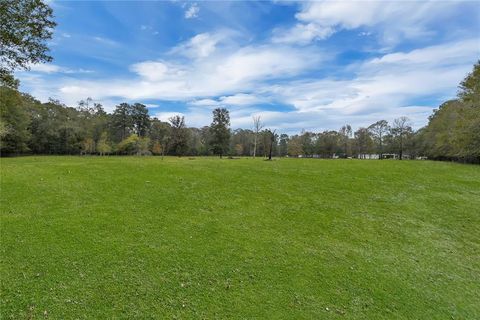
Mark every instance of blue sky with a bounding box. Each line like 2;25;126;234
17;0;480;133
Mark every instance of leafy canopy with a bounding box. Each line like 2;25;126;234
0;0;56;88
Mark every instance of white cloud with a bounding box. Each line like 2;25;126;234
18;25;478;132
93;36;118;46
29;64;63;73
213;45;320;85
190;93;268;107
189;98;219;107
129;61;182;81
220;93;267;106
275;1;467;45
185;3;199;19
273;23;334;44
53;37;321;105
154;112;185;122
260;38;479;127
171;33;221;59
28;63;94;74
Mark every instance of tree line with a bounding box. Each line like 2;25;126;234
0;61;478;163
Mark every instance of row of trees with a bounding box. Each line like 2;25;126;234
0;87;414;159
0;91;232;158
1;62;479;162
279;117;416;159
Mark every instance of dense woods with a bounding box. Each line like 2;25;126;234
0;62;478;162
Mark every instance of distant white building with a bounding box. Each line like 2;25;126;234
357;153;409;159
357;154;380;159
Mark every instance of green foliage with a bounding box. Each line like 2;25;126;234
390;117;413;160
209;108;231;157
354;127;374;156
315;130;342;158
0;87;30;154
1;157;479;318
0;0;56;88
96;132;111;155
81;137;95;154
299;131;315;156
111;103;134;142
131;103;150;137
149;119;170;155
0;119;9;139
278;133;289;157
459;60;480;105
339;124;353;157
117;134;150;155
168;115;189;156
368;120;390;157
420;62;480;162
110;103;150;142
287;135;303;156
151;141;163;155
27;99;84;154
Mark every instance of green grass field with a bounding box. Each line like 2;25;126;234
1;157;479;319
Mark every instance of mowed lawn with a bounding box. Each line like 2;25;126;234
1;157;479;319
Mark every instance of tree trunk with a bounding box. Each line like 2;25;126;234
399;135;403;160
379;135;383;160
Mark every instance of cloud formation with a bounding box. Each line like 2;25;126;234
273;1;467;46
16;1;480;133
184;3;199;19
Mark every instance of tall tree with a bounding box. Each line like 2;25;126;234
149;118;170;157
278;134;289;157
209;108;231;158
339;124;352;157
199;126;212;156
300;130;315;156
252;115;263;158
0;0;56;88
111;103;132;142
266;129;277;160
354;128;373;158
287;135;303;157
391;117;413;160
316;131;341;158
131;103;150;137
368;120;390;159
168;115;188;156
76;98;107;153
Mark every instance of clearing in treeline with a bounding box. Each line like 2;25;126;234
1;156;479;319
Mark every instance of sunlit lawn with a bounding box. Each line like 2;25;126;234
1;156;479;319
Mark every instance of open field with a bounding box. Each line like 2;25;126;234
1;156;479;319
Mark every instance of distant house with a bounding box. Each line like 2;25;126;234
357;153;411;159
357;154;380;159
382;153;397;159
